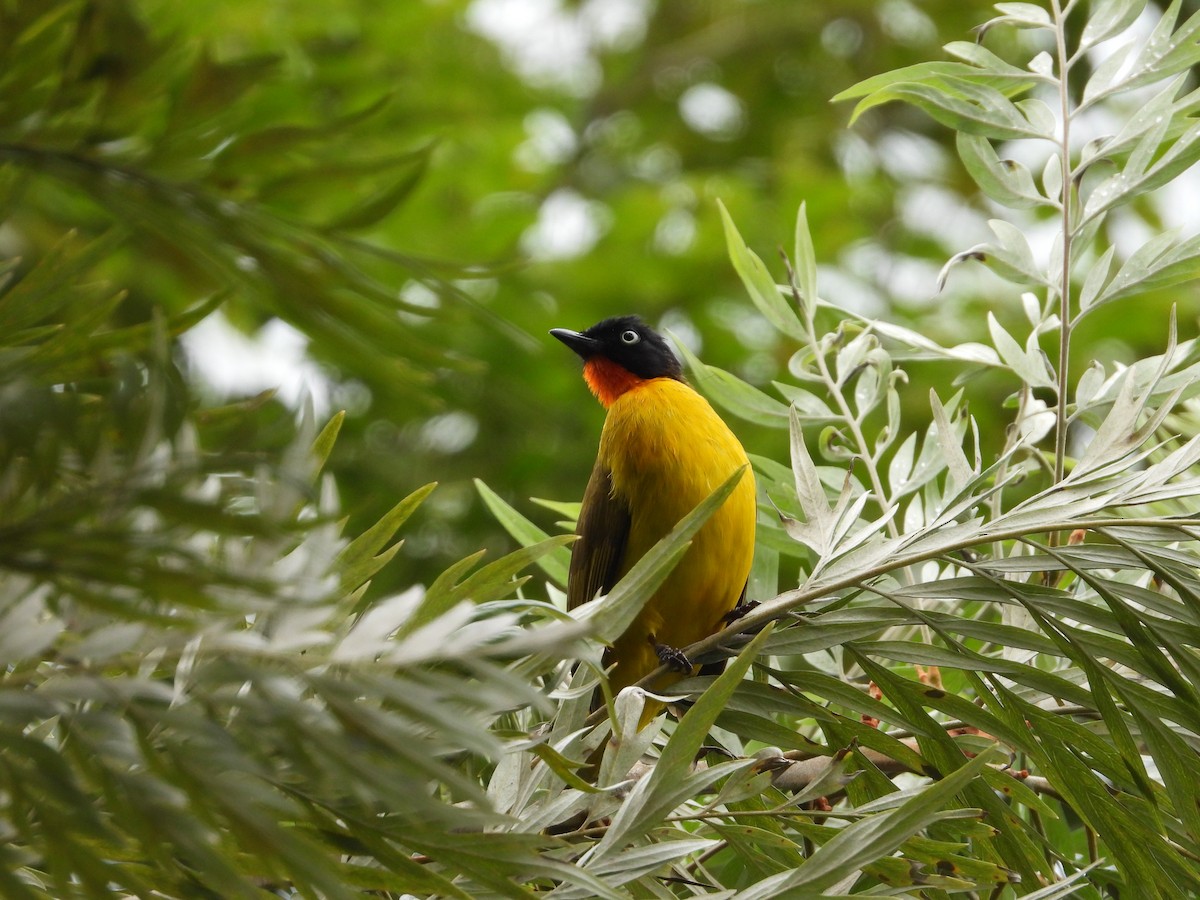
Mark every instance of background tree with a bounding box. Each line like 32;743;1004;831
4;0;1200;896
6;0;1052;591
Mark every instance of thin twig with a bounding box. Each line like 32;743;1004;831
1049;0;1075;489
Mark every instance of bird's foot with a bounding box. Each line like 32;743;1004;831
723;599;760;623
654;642;692;672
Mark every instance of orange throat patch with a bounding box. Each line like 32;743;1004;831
583;357;644;407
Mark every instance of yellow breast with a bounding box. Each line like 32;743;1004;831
598;378;757;697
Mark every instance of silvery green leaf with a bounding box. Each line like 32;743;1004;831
834;331;873;386
567;839;720;895
1081;42;1137;106
793;202;818;316
988;309;1044;385
943;40;1045;77
982;219;1053;288
590;628;772;860
853;358;880;418
1048;228;1064;297
905;391;964;493
1072;370;1146;476
931;389;974;491
994;2;1053;27
865;317;1001;365
1081;0;1148;49
853;348;890;419
1080;245;1116;309
1018;98;1058;137
956;133;1050;209
1075;360;1107;409
1016;398;1056;445
1097;231;1200;307
1021;291;1041;326
1041;152;1063;201
774;380;835;419
830;493;893;559
833;60;1041;124
1126;112;1173;179
1121;0;1200;95
0;592;62;665
332;586;417;659
790;404;835;547
888;432;917;491
938;245;988;291
65;622;147;663
598;691;661;788
1137;119;1200;192
1027;50;1054;77
737;749;1000;897
1090;74;1193;159
877;371;903;454
904;492;925;532
884;78;1048;140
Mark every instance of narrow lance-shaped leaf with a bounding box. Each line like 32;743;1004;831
674;337;789;427
717;199;806;341
475;479;571;587
929;389;973;492
793;202;818;317
338;482;437;590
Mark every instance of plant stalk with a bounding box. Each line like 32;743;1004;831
1050;0;1074;487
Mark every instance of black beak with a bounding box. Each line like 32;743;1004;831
550;328;601;360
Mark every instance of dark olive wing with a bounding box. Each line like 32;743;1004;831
567;461;630;610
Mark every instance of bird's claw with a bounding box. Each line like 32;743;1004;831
724;600;760;623
654;643;692;672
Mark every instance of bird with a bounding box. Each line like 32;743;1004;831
550;315;756;724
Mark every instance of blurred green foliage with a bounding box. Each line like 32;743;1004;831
3;0;1193;598
7;0;1200;894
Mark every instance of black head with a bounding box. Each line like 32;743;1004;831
550;315;683;380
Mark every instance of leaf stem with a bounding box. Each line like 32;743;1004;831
784;257;902;547
1050;0;1074;487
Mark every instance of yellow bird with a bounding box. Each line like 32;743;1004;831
551;316;756;720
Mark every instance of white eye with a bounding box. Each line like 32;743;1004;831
620;330;640;345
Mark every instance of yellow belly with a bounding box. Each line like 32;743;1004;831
598;378;756;699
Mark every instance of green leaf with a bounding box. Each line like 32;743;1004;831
956;133;1051;209
1095;232;1200;307
833;60;1040;124
404;535;576;635
793;202;818;316
674;338;789;427
854;78;1048;141
337;482;437;590
987;311;1054;387
475;479;571;587
1120;0;1200;96
718;200;806;341
929;388;973;491
1079;245;1117;310
1081;0;1149;49
310;410;345;473
991;2;1052;28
